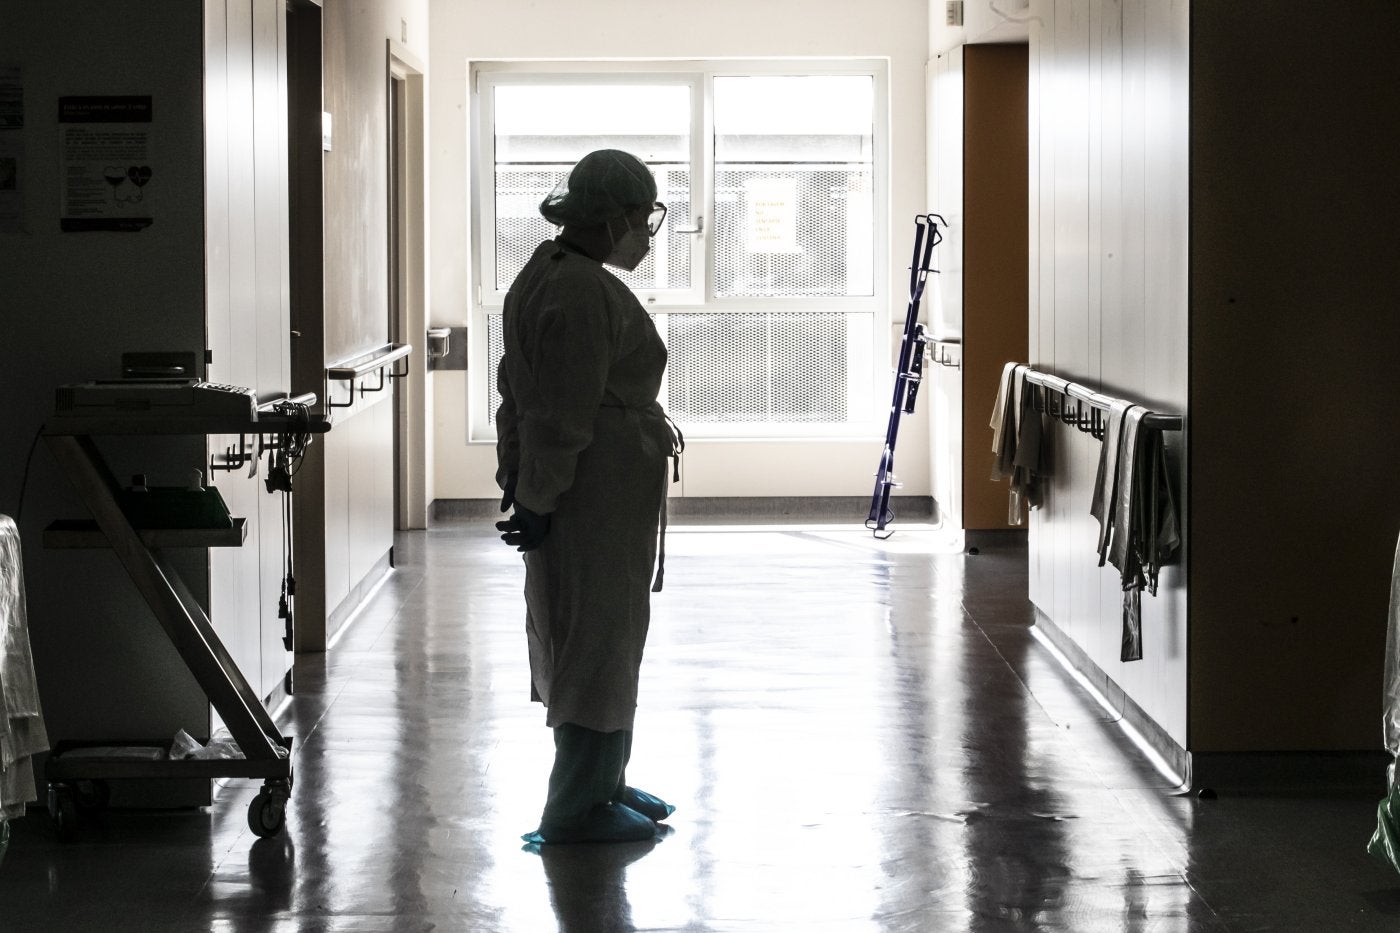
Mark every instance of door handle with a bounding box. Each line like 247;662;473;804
675;215;704;235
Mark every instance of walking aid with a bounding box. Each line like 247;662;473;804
866;213;945;538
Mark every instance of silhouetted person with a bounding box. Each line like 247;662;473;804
495;149;681;844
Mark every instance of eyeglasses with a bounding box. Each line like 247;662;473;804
646;202;667;236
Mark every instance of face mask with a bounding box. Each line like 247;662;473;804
604;216;650;272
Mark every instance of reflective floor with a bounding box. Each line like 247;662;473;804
2;518;1399;931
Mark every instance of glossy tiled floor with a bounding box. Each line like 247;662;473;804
3;518;1399;931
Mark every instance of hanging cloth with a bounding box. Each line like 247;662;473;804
1007;374;1047;524
0;515;49;820
1137;425;1181;596
1091;399;1138;564
989;362;1023;480
1103;411;1181;661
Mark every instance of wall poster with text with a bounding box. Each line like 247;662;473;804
58;95;154;232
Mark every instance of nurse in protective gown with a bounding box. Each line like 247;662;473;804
495;149;681;844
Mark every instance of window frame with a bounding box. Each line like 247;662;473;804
470;59;890;440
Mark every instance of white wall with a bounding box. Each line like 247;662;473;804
0;1;302;770
930;0;1032;55
1026;0;1189;747
204;0;300;702
0;1;214;748
384;0;429;51
426;0;931;502
307;0;431;644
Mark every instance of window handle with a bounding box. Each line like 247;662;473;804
675;215;704;235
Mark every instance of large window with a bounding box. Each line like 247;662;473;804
474;64;885;438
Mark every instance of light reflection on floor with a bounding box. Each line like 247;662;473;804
1;520;1396;932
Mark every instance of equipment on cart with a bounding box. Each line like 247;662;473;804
867;213;946;538
53;379;259;422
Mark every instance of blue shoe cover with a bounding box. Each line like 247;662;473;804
523;802;657;845
616;786;675;822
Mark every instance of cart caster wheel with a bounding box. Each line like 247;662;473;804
248;792;286;838
47;786;80;841
74;779;111;813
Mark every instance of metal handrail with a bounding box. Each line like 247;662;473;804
326;343;412;381
325;343;412;409
1018;366;1183;435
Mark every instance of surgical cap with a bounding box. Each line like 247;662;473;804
539;149;658;228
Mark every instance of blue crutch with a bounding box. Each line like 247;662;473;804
867;213;946;538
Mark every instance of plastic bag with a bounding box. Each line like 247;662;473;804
1369;533;1400;873
1381;535;1400;759
171;728;244;761
1369;762;1400;870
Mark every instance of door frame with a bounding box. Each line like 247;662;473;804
286;0;329;650
388;40;428;529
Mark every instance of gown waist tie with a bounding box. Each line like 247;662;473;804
599;403;684;592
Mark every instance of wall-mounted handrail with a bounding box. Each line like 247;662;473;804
928;337;961;369
326;343;412;381
1020;367;1182;436
1000;363;1183;664
325;343;412;409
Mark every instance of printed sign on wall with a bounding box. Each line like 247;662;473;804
58;96;154;232
0;66;22;234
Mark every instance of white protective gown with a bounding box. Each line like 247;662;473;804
496;240;675;734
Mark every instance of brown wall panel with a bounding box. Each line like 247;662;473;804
1188;1;1400;751
961;44;1028;530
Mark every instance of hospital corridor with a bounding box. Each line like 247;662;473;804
3;0;1399;930
0;514;1395;931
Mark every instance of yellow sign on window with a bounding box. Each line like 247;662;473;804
744;177;800;254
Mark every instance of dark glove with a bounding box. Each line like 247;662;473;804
495;503;551;552
500;474;518;513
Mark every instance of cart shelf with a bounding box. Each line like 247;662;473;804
43;518;248;549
